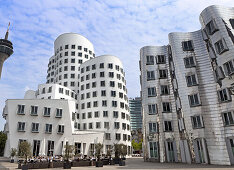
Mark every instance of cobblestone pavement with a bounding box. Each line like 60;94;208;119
1;157;234;170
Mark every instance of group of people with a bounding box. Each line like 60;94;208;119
26;155;63;163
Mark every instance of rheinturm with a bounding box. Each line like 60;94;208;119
0;22;13;78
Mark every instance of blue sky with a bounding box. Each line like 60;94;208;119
0;0;234;130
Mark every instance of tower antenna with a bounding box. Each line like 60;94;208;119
5;22;10;40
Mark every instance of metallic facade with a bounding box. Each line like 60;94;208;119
140;5;234;165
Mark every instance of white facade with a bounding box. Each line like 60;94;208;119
140;5;234;165
3;33;131;157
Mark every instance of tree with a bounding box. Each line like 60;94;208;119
95;143;103;161
132;139;143;152
64;143;74;161
0;131;7;156
18;141;31;164
10;148;17;158
114;144;127;159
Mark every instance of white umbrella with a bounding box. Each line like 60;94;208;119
39;138;46;156
62;137;66;155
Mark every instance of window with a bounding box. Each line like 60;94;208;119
100;72;105;77
148;104;157;114
214;39;228;54
31;106;38;115
88;112;92;118
186;74;198;86
105;133;111;140
18;122;25;132
83;123;87;130
191;115;204;129
59;88;64;94
71;74;75;78
182;40;194;51
110;81;115;87
101;90;106;96
92;64;96;70
100;63;104;68
71;45;75;49
48;86;52;93
122;123;126;130
86;66;90;72
149;142;158;158
64;58;68;63
114;122;120;129
57;125;64;134
32;123;39;133
146;56;154;65
92;82;96;88
104;122;109;129
71;66;75;71
222;111;234;126
71;51;75;56
218;88;231;102
78;46;82;50
188;94;201;106
148;87;156;97
100;81;105;87
108;63;113;69
164;121;173;132
65;52;68;56
184;56;195;68
112;101;117;107
224;60;234;76
103;111;108;117
119;92;123;98
45;124;52;133
123;134;127;141
96;122;101;129
44;107;51;116
82;113;86;119
64;74;68;79
71;58;75;63
161;85;169;95
157;55;166;64
70;81;75;87
113;111;118;118
93;101;98;107
93;91;97;97
121;112;125;119
149;123;157;132
147;71;155;81
162;102;171;112
111;91;116;97
84;48;87;52
109;72;114;78
159;70;167;79
89;123;93;129
116;133;121;140
94;111;99;118
92;73;96;79
206;19;218;35
56;108;62;118
17;105;25;114
65;45;68;49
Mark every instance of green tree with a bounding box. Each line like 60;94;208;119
0;131;7;156
18;141;32;164
64;143;74;161
95;143;103;161
132;139;143;151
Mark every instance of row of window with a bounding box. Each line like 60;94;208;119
77;111;130;121
81;63;124;74
105;133;130;141
146;55;166;65
81;72;125;83
147;86;169;97
147;103;171;114
80;100;129;111
17;122;64;134
54;44;94;56
74;121;130;131
147;70;168;80
17;105;63;118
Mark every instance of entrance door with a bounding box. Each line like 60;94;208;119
47;140;54;156
33;140;40;156
193;138;209;163
75;143;81;155
149;142;158;159
180;140;191;163
165;140;178;162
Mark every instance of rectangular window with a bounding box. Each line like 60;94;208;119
223;60;234;76
218;88;231;102
92;64;96;70
182;40;194;51
56;108;62;118
149;123;157;132
31;106;38;115
122;123;126;130
188;94;201;106
104;122;109;129
103;111;108;117
100;72;105;77
108;63;113;69
114;122;120;129
191;115;204;129
100;63;104;68
111;91;116;97
92;73;96;79
59;88;63;94
45;124;52;133
222;111;234;126
148;87;156;97
157;55;166;64
164;121;173;132
121;112;125;119
162;102;171;112
17;105;25;114
89;123;93;129
105;133;111;140
116;133;121;140
94;111;99;118
101;90;106;96
88;112;92;118
100;81;105;87
58;125;64;134
113;111;118;118
31;123;39;133
159;70;167;79
147;71;155;81
82;113;86;119
93;91;97;97
186;74;198;86
93;101;98;107
83;123;87;130
43;107;51;116
214;39;228;55
18;122;25;132
161;85;169;95
206;19;218;35
184;56;195;68
123;134;127;141
148;104;157;114
112;101;117;107
109;72;114;78
146;55;154;65
96;122;101;129
110;81;115;87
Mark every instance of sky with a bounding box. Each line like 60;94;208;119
0;0;234;130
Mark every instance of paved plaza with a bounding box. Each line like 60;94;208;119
1;157;234;170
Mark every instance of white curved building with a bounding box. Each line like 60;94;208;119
3;33;131;157
140;5;234;165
